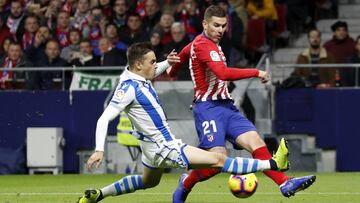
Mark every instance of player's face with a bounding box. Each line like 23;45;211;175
140;51;157;80
203;16;227;43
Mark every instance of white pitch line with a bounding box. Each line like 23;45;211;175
1;192;360;196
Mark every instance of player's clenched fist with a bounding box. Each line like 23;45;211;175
258;70;269;83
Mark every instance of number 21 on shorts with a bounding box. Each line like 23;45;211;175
202;120;217;135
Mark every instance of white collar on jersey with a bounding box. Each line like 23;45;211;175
124;66;149;83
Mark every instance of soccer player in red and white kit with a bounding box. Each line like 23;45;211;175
169;5;316;202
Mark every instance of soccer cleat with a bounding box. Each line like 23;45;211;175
172;173;190;203
77;189;102;203
272;138;290;171
280;175;316;197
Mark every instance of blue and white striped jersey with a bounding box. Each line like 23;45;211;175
110;68;174;143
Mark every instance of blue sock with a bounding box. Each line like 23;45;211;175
101;175;144;197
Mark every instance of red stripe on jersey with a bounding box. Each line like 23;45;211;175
171;34;259;102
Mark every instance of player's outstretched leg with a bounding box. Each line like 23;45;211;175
280;175;316;197
274;138;316;197
77;175;144;203
173;144;289;203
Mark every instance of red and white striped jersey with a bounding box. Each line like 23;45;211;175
169;33;259;102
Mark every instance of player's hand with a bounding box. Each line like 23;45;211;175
258;70;269;83
166;49;180;66
86;151;104;172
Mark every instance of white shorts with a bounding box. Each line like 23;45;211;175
140;138;189;169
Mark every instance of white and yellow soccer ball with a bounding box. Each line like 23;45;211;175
228;173;258;198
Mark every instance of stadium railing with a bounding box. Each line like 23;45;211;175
275;63;360;87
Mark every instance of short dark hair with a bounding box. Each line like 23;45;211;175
204;5;226;20
127;42;154;67
331;21;348;32
307;28;321;38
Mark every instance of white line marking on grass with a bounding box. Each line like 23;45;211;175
1;192;360;196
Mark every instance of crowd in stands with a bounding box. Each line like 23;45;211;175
292;21;360;88
0;0;351;90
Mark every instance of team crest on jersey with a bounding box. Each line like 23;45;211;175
210;50;221;61
207;134;214;142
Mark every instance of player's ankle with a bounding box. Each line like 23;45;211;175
269;159;278;170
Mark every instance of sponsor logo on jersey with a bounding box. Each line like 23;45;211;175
210;50;221;61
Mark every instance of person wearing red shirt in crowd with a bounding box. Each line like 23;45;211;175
0;41;32;89
170;6;316;202
55;10;71;48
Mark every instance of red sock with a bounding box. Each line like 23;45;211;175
183;168;221;190
252;146;289;185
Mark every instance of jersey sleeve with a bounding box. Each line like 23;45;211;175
167;43;191;77
109;81;136;112
196;42;259;81
95;81;136;151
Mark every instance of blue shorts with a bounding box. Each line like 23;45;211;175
193;100;257;149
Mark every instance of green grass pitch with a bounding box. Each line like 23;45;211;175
0;172;359;203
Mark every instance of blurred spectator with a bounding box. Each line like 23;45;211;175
247;0;278;31
55;10;71;48
153;12;174;45
149;29;163;60
104;22;128;51
142;0;162;33
6;0;26;42
0;16;12;55
324;21;356;87
44;0;63;32
161;22;190;80
0;0;10;18
35;40;69;90
98;37;127;69
344;35;360;87
22;15;40;51
131;0;146;18
174;0;202;40
315;0;337;20
247;0;278;20
0;37;12;59
119;13;148;46
111;0;129;30
71;0;91;37
286;0;314;38
228;0;248;32
60;28;82;62
0;41;32;90
87;7;105;55
99;0;113;18
25;25;52;66
27;2;42;17
216;0;244;66
70;39;100;68
294;28;336;88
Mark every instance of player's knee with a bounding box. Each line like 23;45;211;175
212;152;227;168
236;131;266;152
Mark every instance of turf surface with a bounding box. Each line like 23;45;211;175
0;172;359;202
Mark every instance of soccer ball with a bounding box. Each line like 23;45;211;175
228;173;258;198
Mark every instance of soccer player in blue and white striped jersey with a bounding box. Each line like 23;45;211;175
77;42;289;203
